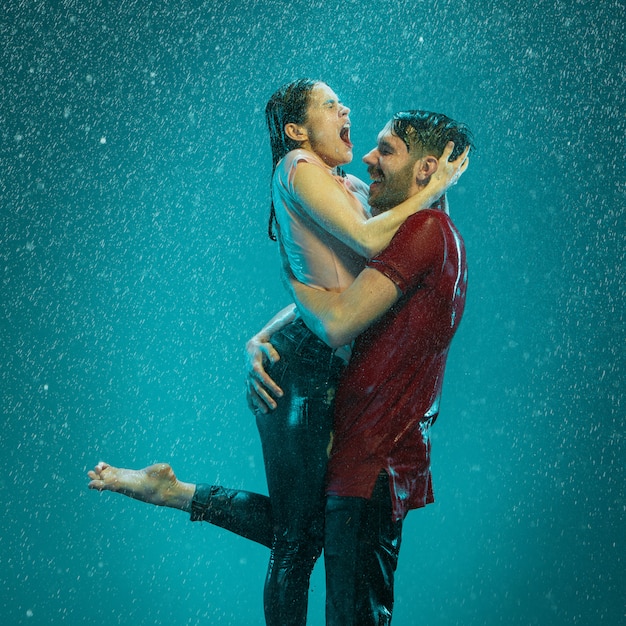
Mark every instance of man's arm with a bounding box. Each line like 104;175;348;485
289;268;401;349
245;304;296;413
286;211;446;347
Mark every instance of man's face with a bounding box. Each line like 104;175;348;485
362;123;419;212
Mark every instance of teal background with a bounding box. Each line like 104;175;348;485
1;0;623;624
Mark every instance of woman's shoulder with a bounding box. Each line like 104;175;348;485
344;174;371;216
344;174;369;195
276;149;332;189
280;149;327;170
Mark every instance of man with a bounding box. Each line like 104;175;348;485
88;110;473;625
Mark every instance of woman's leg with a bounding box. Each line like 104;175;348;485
256;320;344;626
190;485;273;547
88;462;275;548
89;320;342;625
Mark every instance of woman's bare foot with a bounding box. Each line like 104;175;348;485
87;462;195;512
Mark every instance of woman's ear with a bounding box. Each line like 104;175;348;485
284;123;308;142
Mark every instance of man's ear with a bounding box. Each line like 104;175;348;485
414;155;439;184
284;123;308;143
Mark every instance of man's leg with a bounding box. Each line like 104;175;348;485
325;473;403;626
324;494;366;626
356;474;403;625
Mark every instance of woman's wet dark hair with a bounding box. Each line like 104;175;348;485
265;78;319;240
390;110;475;161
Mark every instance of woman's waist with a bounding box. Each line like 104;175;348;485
272;317;348;364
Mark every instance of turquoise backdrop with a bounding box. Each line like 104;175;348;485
2;1;623;624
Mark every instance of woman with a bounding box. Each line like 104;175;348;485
88;79;465;625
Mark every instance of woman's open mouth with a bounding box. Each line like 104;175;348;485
340;124;353;148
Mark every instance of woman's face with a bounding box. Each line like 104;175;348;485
299;83;353;168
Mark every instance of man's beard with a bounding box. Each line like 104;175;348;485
369;164;415;214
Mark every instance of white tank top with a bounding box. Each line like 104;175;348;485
272;149;371;290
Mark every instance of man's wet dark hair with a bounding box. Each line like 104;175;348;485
265;78;319;240
390;110;475;161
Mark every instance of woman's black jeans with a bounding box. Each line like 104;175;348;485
190;319;344;626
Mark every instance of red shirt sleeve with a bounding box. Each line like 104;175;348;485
366;210;446;293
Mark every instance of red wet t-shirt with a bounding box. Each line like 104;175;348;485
326;209;467;520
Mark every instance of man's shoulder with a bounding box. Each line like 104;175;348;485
406;207;451;227
402;208;463;243
394;208;446;240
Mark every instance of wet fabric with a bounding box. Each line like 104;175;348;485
272;149;368;289
191;318;344;626
325;472;403;626
327;209;468;520
190;484;273;547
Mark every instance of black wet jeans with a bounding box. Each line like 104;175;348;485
325;472;404;626
191;319;344;626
